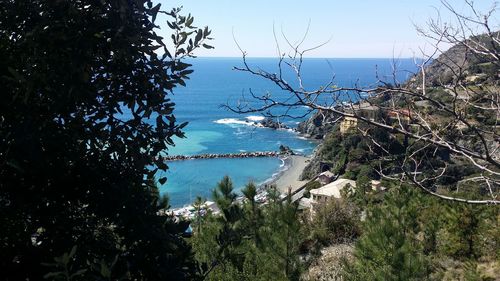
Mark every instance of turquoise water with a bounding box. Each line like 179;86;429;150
158;157;283;206
159;58;416;207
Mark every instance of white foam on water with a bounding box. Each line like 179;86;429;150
214;118;252;126
245;115;265;122
279;157;286;168
260;156;291;187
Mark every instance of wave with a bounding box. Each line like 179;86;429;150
233;128;247;136
245;115;265;122
214;118;253;126
214;117;266;128
257;156;290;188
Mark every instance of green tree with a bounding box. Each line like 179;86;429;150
201;176;245;279
0;1;211;279
194;180;306;281
193;195;207;234
261;188;303;280
310;199;361;246
344;185;430;281
440;203;490;260
241;182;264;277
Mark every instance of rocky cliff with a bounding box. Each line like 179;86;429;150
296;110;340;139
296;110;341;179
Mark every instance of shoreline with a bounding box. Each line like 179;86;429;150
263;155;310;194
169;154;312;218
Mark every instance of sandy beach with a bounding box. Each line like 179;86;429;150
271;155;310;193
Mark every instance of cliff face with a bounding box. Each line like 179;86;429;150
296;110;341;179
296;110;340;179
296;110;340;139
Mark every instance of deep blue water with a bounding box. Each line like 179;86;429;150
158;57;416;207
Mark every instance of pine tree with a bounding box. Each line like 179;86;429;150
193;195;206;235
241;182;264;277
261;187;303;280
440;203;490;260
200;176;245;279
344;185;430;281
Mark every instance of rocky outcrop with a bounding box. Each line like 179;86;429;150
162;145;300;161
296;110;340;179
279;144;295;155
260;118;291;130
296;110;340;139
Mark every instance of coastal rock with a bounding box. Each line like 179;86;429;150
295;110;340;179
279;144;295;155
296;110;340;139
260;118;291;130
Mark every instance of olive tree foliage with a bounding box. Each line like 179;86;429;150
226;0;499;204
0;0;211;280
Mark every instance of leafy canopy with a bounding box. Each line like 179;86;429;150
0;0;211;279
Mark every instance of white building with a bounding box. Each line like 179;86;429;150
310;178;356;203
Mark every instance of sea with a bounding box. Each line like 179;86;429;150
157;57;417;207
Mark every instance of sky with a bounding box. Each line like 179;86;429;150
157;0;497;58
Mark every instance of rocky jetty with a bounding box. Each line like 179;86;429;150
162;151;282;161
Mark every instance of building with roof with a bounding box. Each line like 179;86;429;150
317;171;335;185
339;116;358;134
310;178;356;203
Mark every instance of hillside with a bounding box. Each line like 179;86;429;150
407;32;500;87
295;32;500;280
298;31;500;180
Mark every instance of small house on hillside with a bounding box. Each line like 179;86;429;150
339;116;358;134
310;178;356;204
317;171;335;185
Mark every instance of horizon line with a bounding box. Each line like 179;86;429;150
191;56;423;60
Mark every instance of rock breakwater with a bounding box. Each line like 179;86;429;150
162;151;283;161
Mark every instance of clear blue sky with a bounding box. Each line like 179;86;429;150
157;0;497;58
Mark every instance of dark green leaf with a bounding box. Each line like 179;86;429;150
202;43;214;49
151;3;161;22
159;177;167;185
